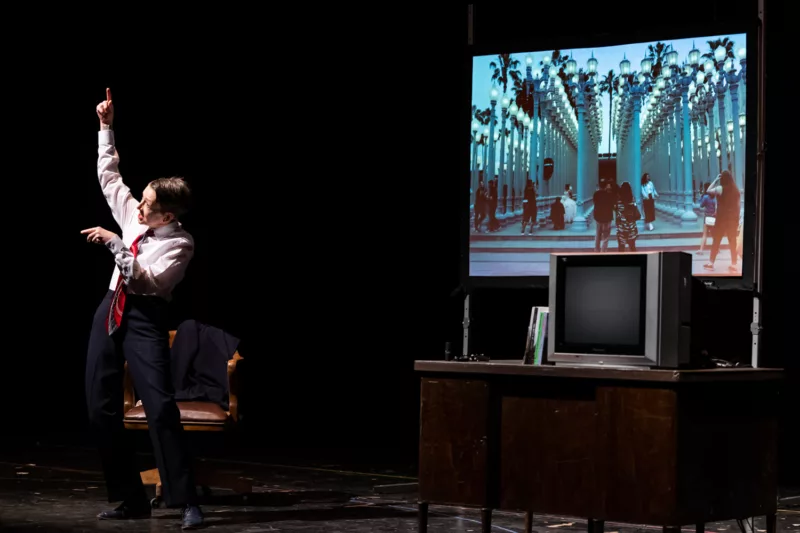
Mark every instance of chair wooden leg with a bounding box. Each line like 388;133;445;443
481;508;492;533
140;468;161;487
525;511;533;533
766;514;776;533
418;501;428;533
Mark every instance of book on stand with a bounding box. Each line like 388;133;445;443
523;306;549;365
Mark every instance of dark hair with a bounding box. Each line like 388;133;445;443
149;177;192;218
703;181;710;192
619;182;634;203
719;169;738;193
640;173;650;186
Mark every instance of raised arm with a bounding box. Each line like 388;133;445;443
96;88;139;230
706;176;722;197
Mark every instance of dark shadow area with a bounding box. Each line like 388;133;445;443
196;490;353;507
155;505;416;526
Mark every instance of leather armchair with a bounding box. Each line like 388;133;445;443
122;330;250;506
123;330;243;431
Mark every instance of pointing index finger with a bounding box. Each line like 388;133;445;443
106;88;112;103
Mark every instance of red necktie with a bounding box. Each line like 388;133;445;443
107;230;151;335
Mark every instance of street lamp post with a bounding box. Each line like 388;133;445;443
664;49;685;221
679;65;698;227
508;101;519;218
522;112;532;214
634;53;653;203
471;120;480;207
737;46;747;86
515;107;526;214
713;46;731;180
498;94;511;220
482;126;490;181
540;53;554;204
704;82;719;182
586;52;599;205
724;58;744;189
567;52;599;231
526;55;544;190
695;72;709;184
739;113;746;161
487;87;499;200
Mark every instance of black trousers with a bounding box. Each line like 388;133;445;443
85;290;196;507
643;198;656;223
709;220;738;265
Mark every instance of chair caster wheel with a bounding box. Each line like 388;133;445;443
150;497;162;509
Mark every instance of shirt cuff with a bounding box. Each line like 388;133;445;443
105;235;126;255
98;129;115;145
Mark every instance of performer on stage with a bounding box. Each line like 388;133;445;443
82;89;203;530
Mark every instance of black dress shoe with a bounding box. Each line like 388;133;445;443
181;505;204;529
97;501;152;520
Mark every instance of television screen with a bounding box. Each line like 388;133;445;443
469;33;748;279
563;265;642;347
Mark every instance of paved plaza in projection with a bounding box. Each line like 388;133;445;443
469;221;740;276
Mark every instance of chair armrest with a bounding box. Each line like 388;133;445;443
123;361;135;415
227;352;243;422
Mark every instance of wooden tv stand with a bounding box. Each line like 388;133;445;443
415;361;782;533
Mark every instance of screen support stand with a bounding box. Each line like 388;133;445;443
462;292;472;358
751;297;762;368
464;4;474;360
752;0;766;368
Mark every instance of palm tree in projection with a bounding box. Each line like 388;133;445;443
510;75;532;177
489;53;521;95
646;42;670;79
489;54;521;218
598;69;616;159
475;107;496;127
702;38;735;64
511;74;532;117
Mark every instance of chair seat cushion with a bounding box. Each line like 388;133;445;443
125;401;229;423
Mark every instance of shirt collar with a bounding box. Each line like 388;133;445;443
151;221;179;238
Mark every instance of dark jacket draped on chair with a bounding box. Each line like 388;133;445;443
171;320;240;411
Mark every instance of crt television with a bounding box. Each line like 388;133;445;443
547;251;691;369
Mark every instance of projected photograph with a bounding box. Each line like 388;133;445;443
469;34;748;277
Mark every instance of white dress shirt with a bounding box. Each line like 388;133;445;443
98;130;194;301
642;181;658;198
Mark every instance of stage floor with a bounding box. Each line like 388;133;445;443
0;441;797;532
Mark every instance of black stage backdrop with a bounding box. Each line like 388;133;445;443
2;2;793;481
